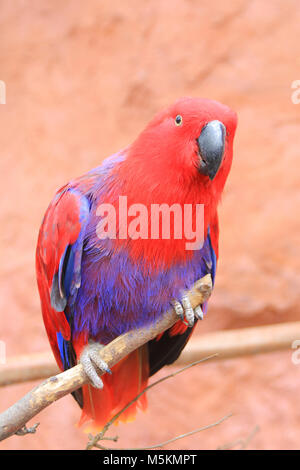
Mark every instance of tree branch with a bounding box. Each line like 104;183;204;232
0;274;212;442
2;320;300;387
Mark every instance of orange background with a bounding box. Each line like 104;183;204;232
0;0;300;449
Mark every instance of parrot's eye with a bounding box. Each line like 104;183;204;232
175;115;183;126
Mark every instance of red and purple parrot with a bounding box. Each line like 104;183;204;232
36;97;237;430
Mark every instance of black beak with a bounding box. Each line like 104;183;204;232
197;120;226;180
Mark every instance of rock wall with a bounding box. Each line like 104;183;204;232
0;0;299;449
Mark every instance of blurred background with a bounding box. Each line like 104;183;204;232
0;0;300;450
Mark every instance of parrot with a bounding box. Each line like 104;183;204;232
36;97;237;431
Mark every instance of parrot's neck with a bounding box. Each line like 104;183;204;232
98;168;221;268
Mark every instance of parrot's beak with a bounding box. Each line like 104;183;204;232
197;120;226;180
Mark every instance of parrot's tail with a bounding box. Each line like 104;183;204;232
77;347;149;432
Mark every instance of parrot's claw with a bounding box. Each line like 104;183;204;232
80;341;112;389
194;305;204;320
172;296;204;327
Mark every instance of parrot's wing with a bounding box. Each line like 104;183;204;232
147;220;218;376
36;187;90;370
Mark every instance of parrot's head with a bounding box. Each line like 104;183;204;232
115;98;237;262
125;97;237;202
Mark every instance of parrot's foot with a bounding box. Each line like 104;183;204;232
172;295;204;327
80;341;112;389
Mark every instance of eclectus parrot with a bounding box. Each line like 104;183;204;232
36;97;237;430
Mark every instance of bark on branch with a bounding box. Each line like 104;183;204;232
0;274;212;442
2;320;300;387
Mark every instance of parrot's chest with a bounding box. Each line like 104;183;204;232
70;235;214;343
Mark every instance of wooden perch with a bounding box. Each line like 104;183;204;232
2;320;300;387
175;320;300;364
0;352;60;387
0;274;212;442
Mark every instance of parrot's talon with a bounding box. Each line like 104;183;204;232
171;300;184;320
80;341;110;389
181;294;195;327
172;295;204;327
194;305;204;320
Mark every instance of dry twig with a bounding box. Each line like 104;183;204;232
93;414;232;451
217;425;260;450
86;354;219;450
15;422;40;436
